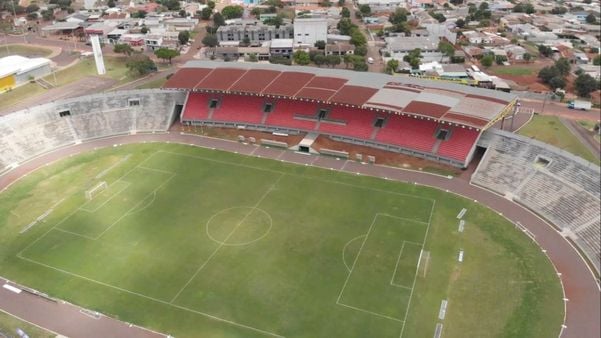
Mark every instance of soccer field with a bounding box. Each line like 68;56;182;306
0;143;563;338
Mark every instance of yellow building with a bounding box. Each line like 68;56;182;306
0;55;52;92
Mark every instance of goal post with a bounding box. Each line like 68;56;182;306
85;181;108;200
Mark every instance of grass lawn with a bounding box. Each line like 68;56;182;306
0;310;55;338
0;143;564;338
0;44;53;58
518;115;598;163
0;82;47;111
135;76;168;89
45;56;135;87
489;65;535;76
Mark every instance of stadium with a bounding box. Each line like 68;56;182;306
0;61;598;338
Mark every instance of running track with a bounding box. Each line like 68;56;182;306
0;132;599;338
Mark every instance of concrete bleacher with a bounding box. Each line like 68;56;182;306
472;129;601;273
0;90;185;173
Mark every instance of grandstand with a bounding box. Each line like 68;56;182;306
0;89;186;174
472;129;601;273
166;61;517;168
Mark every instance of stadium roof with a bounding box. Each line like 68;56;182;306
164;61;518;129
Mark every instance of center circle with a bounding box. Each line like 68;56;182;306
205;207;273;246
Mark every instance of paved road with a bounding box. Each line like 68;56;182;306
560;117;601;160
520;99;601;122
0;132;598;338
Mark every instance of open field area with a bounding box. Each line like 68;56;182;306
0;310;55;338
43;56;135;87
0;44;53;58
0;143;563;338
518;115;599;163
488;65;535;76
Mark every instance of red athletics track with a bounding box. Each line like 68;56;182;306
0;132;599;338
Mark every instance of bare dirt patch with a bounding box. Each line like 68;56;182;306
175;124;306;146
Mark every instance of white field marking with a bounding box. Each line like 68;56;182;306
79;181;131;213
337;302;404;323
157;150;435;210
95;173;175;240
377;213;429;226
136;165;176;175
341;235;367;273
399;199;436;338
390;242;414;289
20;198;66;234
0;308;62;337
422;251;431;278
125;191;157;217
205;207;274;247
340;160;349;171
15;255;284;338
337;214;379;303
19;151;165;252
170;174;284;304
53;227;98;241
95;154;131;179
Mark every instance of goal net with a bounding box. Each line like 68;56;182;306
85;181;108;200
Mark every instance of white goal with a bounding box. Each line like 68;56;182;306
85;181;108;200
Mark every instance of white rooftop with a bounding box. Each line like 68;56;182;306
0;55;51;78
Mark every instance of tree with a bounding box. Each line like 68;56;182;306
350;30;366;47
221;5;243;19
113;43;133;56
314;40;326;50
41;9;54;20
132;10;147;18
455;18;465;28
293;50;311;65
201;7;212;20
450;0;462;5
341;7;350;17
353;60;368;71
555;57;570;76
523;52;532;62
326;54;341;68
574;73;599;97
354;44;367;56
248;53;258;62
389;7;408;25
202;34;219;48
338;0;345;5
550;6;567;14
126;54;157;75
140;26;149;34
337;18;354;35
154;48;180;64
358;4;371;16
242;36;250;46
513;2;534;14
537;44;552;57
213;12;225;27
495;55;507;65
26;4;39;12
403;48;422;69
438;41;455;57
481;54;494;67
538;66;560;83
163;0;180;10
179;9;187;17
207;0;215;9
314;54;327;67
593;55;601;66
264;15;283;28
26;12;37;20
585;13;597;24
343;54;354;68
429;11;446;23
107;0;115;7
386;59;399;74
548;76;566;89
178;31;190;45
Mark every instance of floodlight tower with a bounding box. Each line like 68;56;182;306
90;34;106;75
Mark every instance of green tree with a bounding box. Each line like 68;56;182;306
480;54;494;67
207;0;215;9
264;15;283;28
293;50;311;65
554;57;570;76
26;4;39;12
403;48;422;69
341;7;350;17
140;26;149;34
314;40;326;49
126;54;157;75
326;54;341;67
107;0;115;7
202;34;219;48
574;73;599;97
247;53;258;62
354;44;367;56
337;18;354;35
523;52;532;62
314;54;326;67
438;41;455;56
593;55;601;66
242;36;250;45
548;76;566;89
538;44;552;57
163;0;180;10
221;5;244;19
113;43;133;56
353;59;368;71
386;59;399;74
179;9;187;17
41;9;54;20
358;4;371;16
213;12;225;27
154;48;180;64
200;7;212;20
538;66;560;83
178;31;190;45
455;18;465;28
550;6;567;14
495;54;507;65
343;53;354;68
585;13;597;24
350;29;366;46
132;10;147;18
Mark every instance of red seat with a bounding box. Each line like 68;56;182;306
182;93;212;120
211;95;265;124
437;127;479;161
264;100;318;130
376;115;438;152
318;107;376;139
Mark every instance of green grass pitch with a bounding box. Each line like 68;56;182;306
0;143;564;338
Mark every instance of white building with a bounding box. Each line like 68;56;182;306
0;55;52;92
293;18;327;46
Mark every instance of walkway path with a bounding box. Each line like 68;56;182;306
560;117;600;160
0;132;599;338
